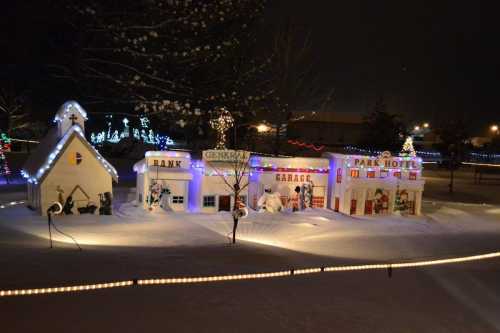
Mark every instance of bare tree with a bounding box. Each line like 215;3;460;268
0;86;29;135
206;151;250;244
261;20;334;155
50;0;267;121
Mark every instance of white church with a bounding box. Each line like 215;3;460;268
22;101;118;215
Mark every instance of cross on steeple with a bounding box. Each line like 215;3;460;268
69;114;78;125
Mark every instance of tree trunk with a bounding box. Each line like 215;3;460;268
232;216;238;244
232;190;240;244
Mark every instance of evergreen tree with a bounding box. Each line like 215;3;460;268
400;136;416;157
360;96;406;152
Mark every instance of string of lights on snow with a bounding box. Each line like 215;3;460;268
1;250;499;298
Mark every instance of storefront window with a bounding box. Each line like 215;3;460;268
203;195;216;207
350;169;359;178
393;171;401;179
367;171;375;178
409;172;417;180
336;168;342;183
172;196;184;204
380;170;389;178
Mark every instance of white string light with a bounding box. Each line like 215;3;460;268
209;107;234;150
21;125;118;184
1;251;499;298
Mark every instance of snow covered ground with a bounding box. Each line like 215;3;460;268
2;198;500;262
1;181;500;332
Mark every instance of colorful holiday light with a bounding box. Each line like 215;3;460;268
0;133;11;179
90;115;174;149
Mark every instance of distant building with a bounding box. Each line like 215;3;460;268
287;111;364;147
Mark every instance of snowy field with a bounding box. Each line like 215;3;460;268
2;197;500;261
1;171;500;332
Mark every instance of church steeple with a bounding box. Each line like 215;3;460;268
54;101;88;138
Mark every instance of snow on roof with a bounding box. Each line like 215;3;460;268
53;100;88;123
22;125;118;184
250;156;329;170
145;151;191;159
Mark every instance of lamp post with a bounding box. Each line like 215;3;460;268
491;124;499;135
233;122;271;149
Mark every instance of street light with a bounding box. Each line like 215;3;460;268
414;125;420;131
423;123;429;128
491;124;499;134
256;123;271;133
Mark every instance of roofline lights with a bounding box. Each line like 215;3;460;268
21;125;118;183
53;101;88;123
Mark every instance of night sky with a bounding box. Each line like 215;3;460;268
2;1;497;134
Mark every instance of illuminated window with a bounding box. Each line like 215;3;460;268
350;169;359;178
367;171;375;178
172;196;184;204
203;196;215;207
393;171;401;179
380;170;389;178
409;172;417;180
336;168;342;183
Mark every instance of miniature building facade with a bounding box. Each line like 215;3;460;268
189;150;250;213
133;149;425;216
248;156;330;210
133;151;192;212
324;152;425;215
22;101;118;215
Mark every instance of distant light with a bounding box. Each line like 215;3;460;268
257;124;270;133
423;123;429;128
491;125;499;133
414;126;420;131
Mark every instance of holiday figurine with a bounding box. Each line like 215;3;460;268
62;195;74;215
99;192;113;215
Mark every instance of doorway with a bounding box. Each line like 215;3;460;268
218;195;231;211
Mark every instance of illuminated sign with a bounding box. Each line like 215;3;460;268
275;173;312;183
202;150;250;163
350;151;421;170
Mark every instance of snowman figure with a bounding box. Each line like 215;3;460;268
257;188;283;213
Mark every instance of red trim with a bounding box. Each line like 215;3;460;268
253;167;329;174
287;139;325;151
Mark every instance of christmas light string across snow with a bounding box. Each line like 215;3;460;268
1;250;499;298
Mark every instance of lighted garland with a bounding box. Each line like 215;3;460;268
287;139;325;152
209;107;234;150
1;250;500;297
0;133;12;178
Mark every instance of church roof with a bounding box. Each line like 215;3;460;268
22;125;118;184
53;100;88;123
